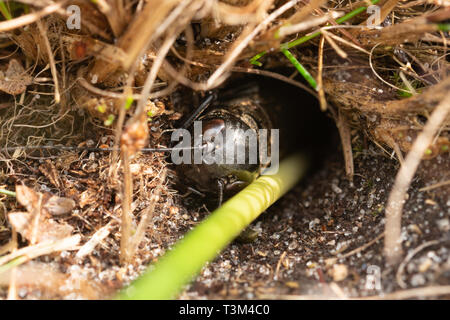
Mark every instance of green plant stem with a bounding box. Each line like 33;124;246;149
250;0;381;65
124;96;134;110
0;256;26;275
0;1;12;20
0;188;16;197
281;48;317;90
437;24;450;32
119;153;309;300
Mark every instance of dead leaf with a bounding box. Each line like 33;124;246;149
8;211;73;243
0;59;32;95
44;196;76;216
16;185;76;216
79;189;97;208
10;185;76;243
39;160;62;189
15;185;40;213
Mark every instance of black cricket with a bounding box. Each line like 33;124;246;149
2;76;334;209
175;82;278;207
174;76;336;208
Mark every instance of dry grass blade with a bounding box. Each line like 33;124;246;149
6;229;18;300
135;34;178;119
278;11;343;38
321;29;370;55
336;111;354;179
0;1;68;32
399;71;417;96
0;235;80;267
360;12;442;47
120;0;190;70
77;77;144;100
214;0;274;25
396;239;443;289
36;19;60;104
360;285;450;300
340;233;384;259
259;285;450;300
88;0;186;82
7;264;17;299
384;91;450;265
128;170;166;260
419;179;450;191
322;30;348;59
93;0;129;37
379;0;401;24
120;146;133;264
76;222;113;260
206;0;301;88
287;0;328;24
317;35;327;111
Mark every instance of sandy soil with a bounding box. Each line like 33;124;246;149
181;139;450;299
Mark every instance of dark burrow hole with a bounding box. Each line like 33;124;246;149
173;70;340;211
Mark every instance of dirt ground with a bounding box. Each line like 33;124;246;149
0;0;449;300
0;96;449;300
1;120;448;300
181;138;450;299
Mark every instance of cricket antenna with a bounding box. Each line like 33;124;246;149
181;93;216;129
1;93;217;155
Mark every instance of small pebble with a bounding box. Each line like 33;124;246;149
329;264;348;282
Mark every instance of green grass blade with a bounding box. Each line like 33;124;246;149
437;24;450;32
0;188;16;197
0;1;12;20
250;0;381;64
119;153;309;300
0;256;27;275
249;51;267;66
281;48;317;90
